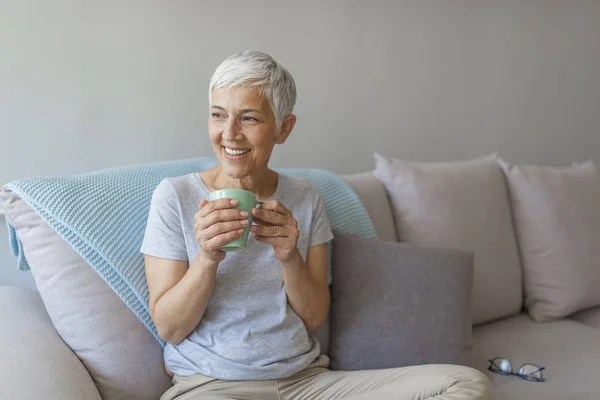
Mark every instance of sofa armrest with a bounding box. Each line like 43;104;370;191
0;286;102;400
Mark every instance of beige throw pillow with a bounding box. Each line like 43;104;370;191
500;159;600;321
374;153;523;325
0;188;171;400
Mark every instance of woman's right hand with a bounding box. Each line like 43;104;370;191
194;198;249;263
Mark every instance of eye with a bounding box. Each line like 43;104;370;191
241;116;258;122
211;113;225;119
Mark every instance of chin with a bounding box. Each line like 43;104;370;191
221;163;251;179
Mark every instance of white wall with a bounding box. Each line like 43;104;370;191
2;0;600;287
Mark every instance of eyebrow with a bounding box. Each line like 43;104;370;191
240;108;263;114
210;105;263;115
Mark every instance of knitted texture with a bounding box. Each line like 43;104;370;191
4;158;377;346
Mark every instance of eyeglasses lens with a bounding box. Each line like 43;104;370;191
519;364;543;381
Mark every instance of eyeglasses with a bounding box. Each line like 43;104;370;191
488;357;546;382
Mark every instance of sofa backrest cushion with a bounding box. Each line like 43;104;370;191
500;159;600;321
341;172;397;242
373;153;523;325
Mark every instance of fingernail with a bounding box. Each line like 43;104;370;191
240;211;248;217
230;199;238;205
241;220;249;226
238;229;244;233
250;226;257;232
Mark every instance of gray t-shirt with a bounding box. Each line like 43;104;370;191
140;172;334;380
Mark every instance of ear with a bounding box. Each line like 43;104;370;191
275;114;297;144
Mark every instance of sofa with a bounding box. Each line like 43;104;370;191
1;153;599;400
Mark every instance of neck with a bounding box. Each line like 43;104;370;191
210;166;279;201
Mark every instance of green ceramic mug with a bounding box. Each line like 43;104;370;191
208;189;264;252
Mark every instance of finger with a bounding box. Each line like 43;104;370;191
202;220;248;241
257;200;292;216
251;207;290;226
199;209;249;230
254;235;291;247
195;199;209;222
198;198;239;217
250;224;295;238
252;219;274;226
205;229;245;250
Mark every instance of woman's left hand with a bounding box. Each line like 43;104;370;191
250;201;300;263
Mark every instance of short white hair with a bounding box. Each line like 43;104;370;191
209;50;297;128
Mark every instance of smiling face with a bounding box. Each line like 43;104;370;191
209;85;295;179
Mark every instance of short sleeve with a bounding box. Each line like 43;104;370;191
140;179;188;260
309;184;334;248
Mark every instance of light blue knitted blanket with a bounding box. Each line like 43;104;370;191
4;157;376;347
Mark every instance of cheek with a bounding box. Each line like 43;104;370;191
208;126;220;144
247;128;277;149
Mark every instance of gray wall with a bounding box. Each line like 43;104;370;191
2;0;600;288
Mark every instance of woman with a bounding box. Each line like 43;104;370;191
141;51;493;400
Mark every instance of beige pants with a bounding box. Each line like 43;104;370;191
160;355;493;400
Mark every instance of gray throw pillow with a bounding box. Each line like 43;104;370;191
329;230;474;371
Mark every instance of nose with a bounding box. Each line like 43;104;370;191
222;117;243;141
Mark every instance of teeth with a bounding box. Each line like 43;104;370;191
225;147;250;156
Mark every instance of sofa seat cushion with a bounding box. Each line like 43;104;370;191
473;313;600;400
571;306;600;329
